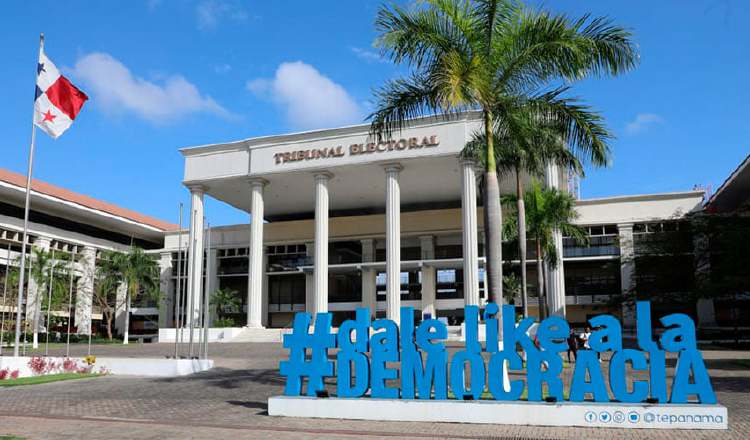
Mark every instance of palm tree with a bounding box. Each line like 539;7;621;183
368;0;637;305
94;253;124;340
211;287;241;326
28;248;70;346
504;180;586;319
104;247;159;344
463;95;610;316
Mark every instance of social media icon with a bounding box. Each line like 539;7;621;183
613;411;625;423
644;412;655;423
584;411;597;423
628;411;640;423
599;411;611;423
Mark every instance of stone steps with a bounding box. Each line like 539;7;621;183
228;327;289;343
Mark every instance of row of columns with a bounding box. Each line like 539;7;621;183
179;161;720;330
181;161;606;328
207;158;484;328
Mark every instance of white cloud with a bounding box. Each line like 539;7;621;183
350;46;387;64
246;61;362;130
196;0;248;30
72;52;231;123
625;113;664;135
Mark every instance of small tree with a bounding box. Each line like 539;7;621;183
28;249;71;339
101;247;159;344
211;288;241;327
93;252;123;340
503;273;521;305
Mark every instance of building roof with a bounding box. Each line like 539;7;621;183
705;154;750;214
0;168;178;232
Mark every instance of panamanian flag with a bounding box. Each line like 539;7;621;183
34;49;88;139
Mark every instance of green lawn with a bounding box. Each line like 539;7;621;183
0;373;101;387
0;436;25;440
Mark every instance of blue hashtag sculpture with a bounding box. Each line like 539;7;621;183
280;312;337;396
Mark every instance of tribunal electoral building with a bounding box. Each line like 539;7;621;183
164;112;730;339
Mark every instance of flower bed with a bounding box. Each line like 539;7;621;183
24;355;108;377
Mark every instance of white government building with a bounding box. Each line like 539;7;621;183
163;112;714;341
1;113;727;344
0;168;172;344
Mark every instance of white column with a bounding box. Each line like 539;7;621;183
419;236;437;320
360;239;376;319
461;159;480;306
384;164;403;325
29;237;50;348
261;251;269;327
304;242;314;314
247;178;267;328
314;172;332;316
206;247;219;322
114;282;127;335
157;251;173;328
74;246;96;336
185;185;205;329
421;266;436;320
618;223;636;330
544;164;567;317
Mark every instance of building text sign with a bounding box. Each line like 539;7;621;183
280;301;717;407
273;135;439;165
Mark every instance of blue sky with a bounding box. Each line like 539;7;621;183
1;1;748;226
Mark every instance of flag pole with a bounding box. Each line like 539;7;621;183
202;221;210;360
174;202;183;359
13;33;45;357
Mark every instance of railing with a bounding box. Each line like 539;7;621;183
563;235;619;258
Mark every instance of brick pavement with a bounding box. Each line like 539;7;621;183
0;342;748;439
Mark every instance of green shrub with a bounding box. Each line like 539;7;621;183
213;317;236;328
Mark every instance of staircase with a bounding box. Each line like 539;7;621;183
227;327;290;343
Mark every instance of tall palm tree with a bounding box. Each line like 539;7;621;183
504;180;586;319
463;93;610;316
94;252;124;340
28;249;70;344
104;247;159;344
368;0;637;305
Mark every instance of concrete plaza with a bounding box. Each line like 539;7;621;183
0;342;748;439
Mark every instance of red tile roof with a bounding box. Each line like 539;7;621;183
0;168;179;232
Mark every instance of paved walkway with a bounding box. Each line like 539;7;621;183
0;343;748;439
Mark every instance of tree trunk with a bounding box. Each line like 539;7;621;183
483;180;492;298
123;289;130;345
483;110;503;306
536;239;546;320
106;314;113;340
104;307;113;340
516;166;528;318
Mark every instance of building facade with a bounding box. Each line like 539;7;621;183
165;113;716;334
0;168;175;345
